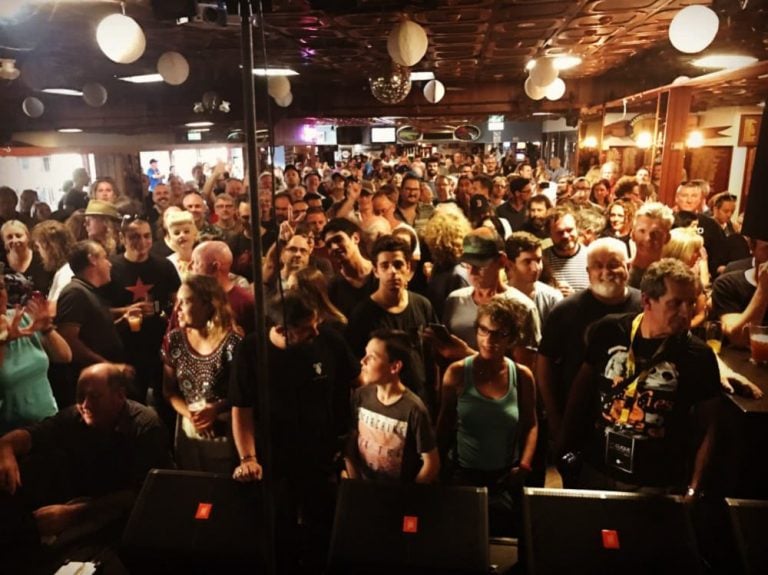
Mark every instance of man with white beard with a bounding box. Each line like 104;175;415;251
536;238;642;441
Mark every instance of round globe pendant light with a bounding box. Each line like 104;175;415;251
157;52;190;85
545;78;566;101
387;19;429;68
423;79;445;103
669;5;719;54
96;13;146;64
524;76;546;100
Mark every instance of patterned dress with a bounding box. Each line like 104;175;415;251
162;328;241;473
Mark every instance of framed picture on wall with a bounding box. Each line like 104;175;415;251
738;115;761;147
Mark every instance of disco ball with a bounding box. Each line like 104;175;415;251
369;63;412;104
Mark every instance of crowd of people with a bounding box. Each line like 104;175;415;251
0;148;765;571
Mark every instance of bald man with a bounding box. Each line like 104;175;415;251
191;241;255;335
0;363;172;544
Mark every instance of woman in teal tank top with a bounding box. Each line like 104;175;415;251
437;298;537;535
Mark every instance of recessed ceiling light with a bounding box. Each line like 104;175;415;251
187;128;210;133
410;71;435;81
185;121;214;128
532;112;556;116
252;68;298;76
555;55;582;70
118;73;164;84
58;128;83;133
42;88;83;96
526;56;582;72
692;55;757;69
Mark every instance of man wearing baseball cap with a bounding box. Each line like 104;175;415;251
442;227;541;369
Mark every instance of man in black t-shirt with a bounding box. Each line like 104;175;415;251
537;237;642;440
0;363;172;547
101;217;180;403
346;235;439;414
712;238;768;348
322;218;376;320
229;294;358;564
56;241;124;405
560;259;721;494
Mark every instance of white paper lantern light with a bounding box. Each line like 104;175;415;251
524;76;546;100
96;13;146;64
267;76;291;99
387;20;428;67
669;5;719;54
82;82;108;107
274;92;293;108
22;96;44;118
545;78;566;101
423;79;445;104
157;52;190;85
529;57;558;88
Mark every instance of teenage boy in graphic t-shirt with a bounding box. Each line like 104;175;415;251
345;329;439;483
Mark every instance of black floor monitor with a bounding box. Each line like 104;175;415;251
523;488;703;575
328;480;489;575
726;498;768;575
122;469;264;573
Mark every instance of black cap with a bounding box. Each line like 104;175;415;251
460;229;503;267
469;193;490;217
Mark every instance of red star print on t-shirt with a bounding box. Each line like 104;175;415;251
125;277;155;301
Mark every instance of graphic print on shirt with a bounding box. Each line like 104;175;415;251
125;277;154;301
601;346;679;439
357;407;407;480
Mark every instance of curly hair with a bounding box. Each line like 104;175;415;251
422;210;472;267
475;297;527;345
31;220;76;272
640;258;696;300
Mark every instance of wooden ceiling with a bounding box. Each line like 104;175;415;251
0;0;766;137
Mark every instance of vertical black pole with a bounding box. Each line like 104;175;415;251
239;2;276;574
742;105;768;242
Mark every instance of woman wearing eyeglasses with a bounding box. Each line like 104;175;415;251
437;297;537;536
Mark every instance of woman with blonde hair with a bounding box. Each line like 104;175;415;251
162;273;241;472
422;208;472;318
661;227;709;328
165;209;198;279
1;220;52;299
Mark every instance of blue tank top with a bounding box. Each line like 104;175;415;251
456;356;520;471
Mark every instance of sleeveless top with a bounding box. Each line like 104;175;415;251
456;356;520;471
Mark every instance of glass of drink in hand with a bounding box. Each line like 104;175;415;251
748;324;768;365
705;321;723;355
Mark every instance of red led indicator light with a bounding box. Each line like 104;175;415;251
195;502;213;520
402;515;418;533
601;529;620;549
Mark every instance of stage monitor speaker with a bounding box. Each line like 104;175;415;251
727;498;768;575
122;470;264;573
328;480;489;574
523;488;703;575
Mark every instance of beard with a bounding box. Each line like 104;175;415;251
591;280;625;300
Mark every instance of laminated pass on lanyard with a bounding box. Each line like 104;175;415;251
605;313;672;474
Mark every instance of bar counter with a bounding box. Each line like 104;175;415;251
718;346;768;498
720;346;768;414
